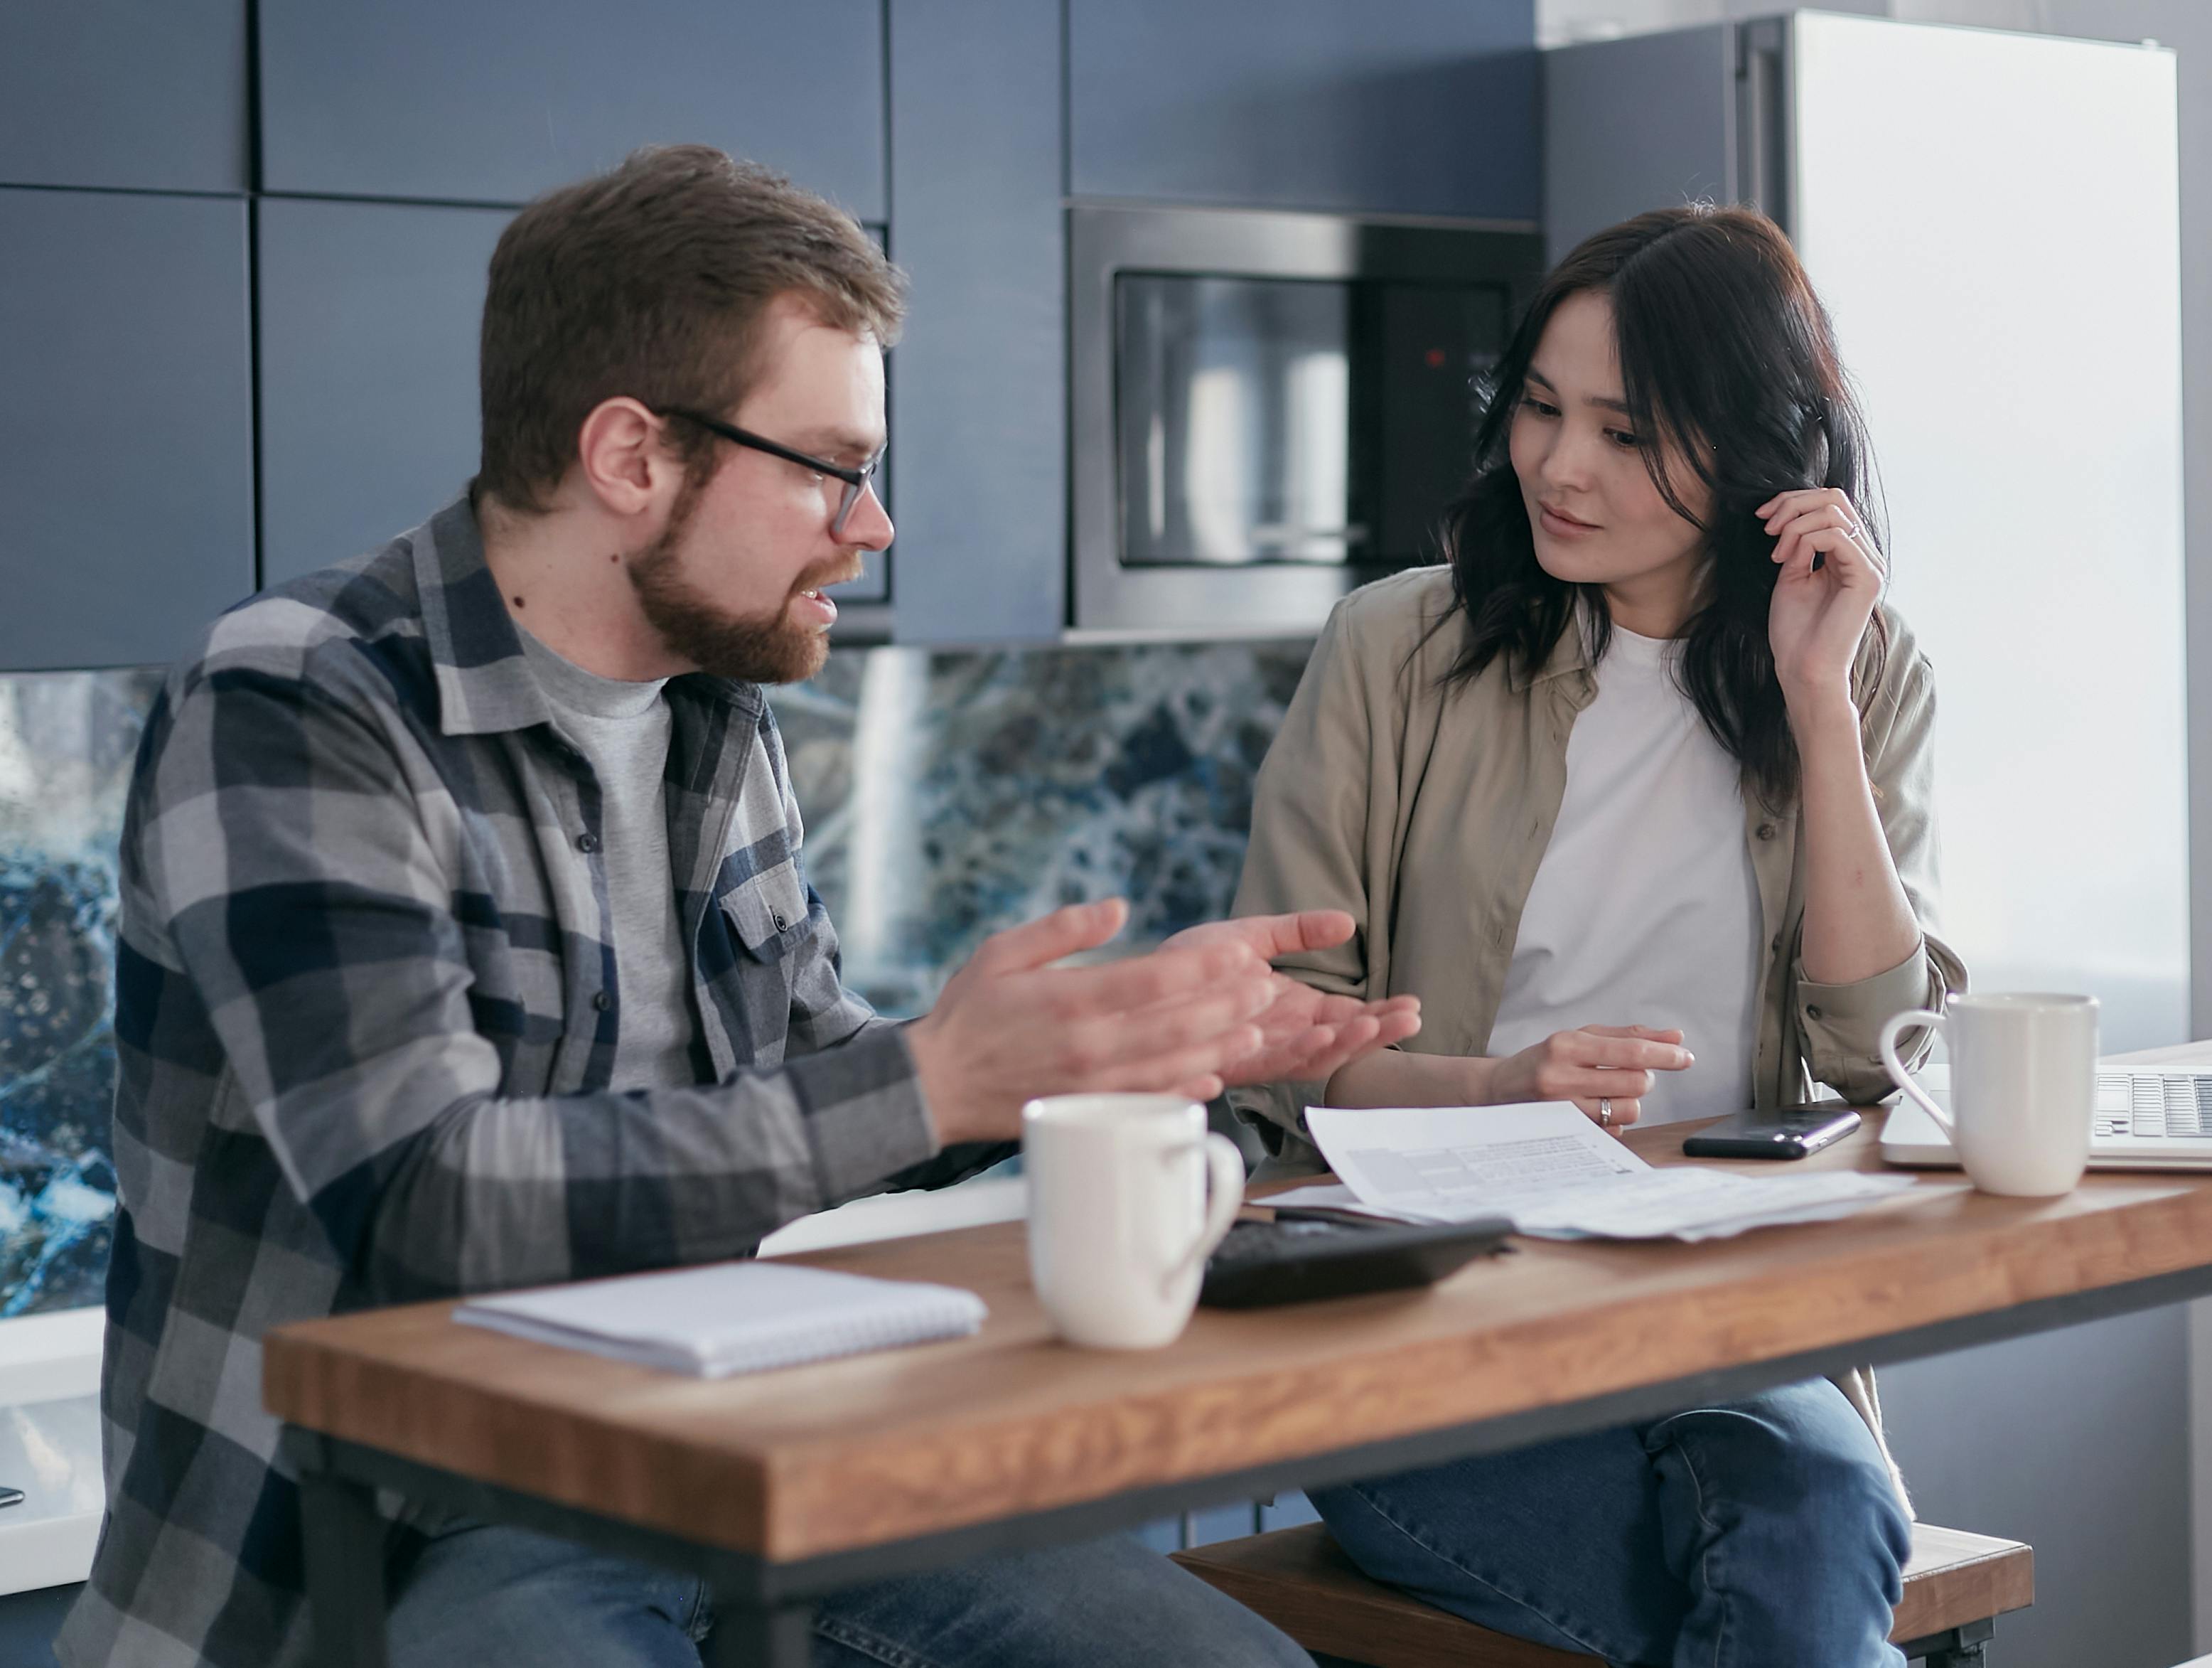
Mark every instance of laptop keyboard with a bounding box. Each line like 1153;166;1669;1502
2095;1072;2212;1140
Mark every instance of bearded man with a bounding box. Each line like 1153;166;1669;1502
61;146;1416;1668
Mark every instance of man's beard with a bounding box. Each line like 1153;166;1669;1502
626;479;842;685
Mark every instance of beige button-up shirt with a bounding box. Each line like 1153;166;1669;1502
1230;565;1967;1502
1232;565;1964;1153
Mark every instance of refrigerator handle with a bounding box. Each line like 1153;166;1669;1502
1736;18;1792;235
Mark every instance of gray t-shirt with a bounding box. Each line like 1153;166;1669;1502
516;626;698;1091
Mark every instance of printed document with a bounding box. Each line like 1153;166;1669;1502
1292;1103;1920;1241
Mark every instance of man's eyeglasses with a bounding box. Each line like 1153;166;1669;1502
660;407;884;539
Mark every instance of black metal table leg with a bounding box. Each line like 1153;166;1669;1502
1899;1616;1993;1665
704;1597;815;1668
296;1466;393;1668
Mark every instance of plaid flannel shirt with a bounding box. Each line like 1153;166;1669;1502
61;496;945;1668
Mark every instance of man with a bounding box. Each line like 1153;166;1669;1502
60;146;1419;1668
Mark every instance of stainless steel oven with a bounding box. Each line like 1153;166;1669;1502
1069;203;1542;636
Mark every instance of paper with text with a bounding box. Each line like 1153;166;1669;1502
1303;1103;1920;1241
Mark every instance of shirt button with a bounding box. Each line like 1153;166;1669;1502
772;911;788;931
1806;1004;1824;1020
592;991;613;1012
576;832;601;853
1756;822;1778;840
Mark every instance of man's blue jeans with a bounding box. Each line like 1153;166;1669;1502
1310;1379;1911;1668
386;1519;1313;1667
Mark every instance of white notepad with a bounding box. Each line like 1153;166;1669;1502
455;1261;987;1378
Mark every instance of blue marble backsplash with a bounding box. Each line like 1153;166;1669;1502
768;638;1314;1016
0;636;1313;1317
1;670;161;1319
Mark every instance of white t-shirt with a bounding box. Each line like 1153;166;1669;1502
1484;623;1761;1126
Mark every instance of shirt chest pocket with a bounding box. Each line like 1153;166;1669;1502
718;860;809;962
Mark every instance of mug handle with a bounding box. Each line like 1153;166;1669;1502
1877;1007;1955;1138
1163;1133;1246;1295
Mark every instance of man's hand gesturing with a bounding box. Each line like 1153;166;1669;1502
906;899;1277;1145
1161;910;1421;1086
905;902;1423;1146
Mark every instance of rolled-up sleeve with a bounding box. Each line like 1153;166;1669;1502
1793;645;1968;1101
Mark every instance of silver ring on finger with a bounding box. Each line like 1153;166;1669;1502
1598;1098;1613;1128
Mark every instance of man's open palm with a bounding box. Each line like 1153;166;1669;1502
1161;911;1421;1086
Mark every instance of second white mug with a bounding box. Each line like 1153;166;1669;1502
1022;1093;1244;1349
1878;992;2098;1197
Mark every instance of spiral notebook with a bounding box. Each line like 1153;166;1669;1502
455;1261;988;1378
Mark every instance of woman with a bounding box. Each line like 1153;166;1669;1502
1231;205;1964;1665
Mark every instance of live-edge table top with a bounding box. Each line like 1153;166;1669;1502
264;1121;2212;1563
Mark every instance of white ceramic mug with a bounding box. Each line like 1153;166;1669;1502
1878;992;2099;1197
1022;1094;1245;1349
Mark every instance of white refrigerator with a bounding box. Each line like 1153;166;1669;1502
1545;11;2187;1050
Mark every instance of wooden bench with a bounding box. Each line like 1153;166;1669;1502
1173;1522;2031;1667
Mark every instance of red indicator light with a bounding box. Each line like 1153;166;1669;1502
1424;347;1447;369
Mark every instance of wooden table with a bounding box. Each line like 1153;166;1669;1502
265;1122;2212;1666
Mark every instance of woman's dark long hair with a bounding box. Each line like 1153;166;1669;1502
1434;204;1885;806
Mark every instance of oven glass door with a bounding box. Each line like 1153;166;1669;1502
1113;273;1508;570
1117;274;1355;566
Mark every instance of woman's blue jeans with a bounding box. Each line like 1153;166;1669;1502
1310;1377;1911;1668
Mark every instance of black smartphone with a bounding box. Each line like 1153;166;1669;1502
1680;1104;1862;1160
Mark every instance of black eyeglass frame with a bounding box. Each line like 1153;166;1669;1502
660;407;885;538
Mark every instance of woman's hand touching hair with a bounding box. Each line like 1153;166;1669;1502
1762;486;1887;716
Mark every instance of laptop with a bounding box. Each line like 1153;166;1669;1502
1880;1041;2212;1172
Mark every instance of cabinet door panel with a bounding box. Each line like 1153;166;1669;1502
257;198;511;586
886;0;1065;641
258;0;884;215
0;190;253;670
1070;0;1538;220
0;0;247;193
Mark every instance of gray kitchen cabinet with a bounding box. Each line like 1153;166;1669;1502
1069;0;1540;220
886;0;1065;641
0;188;253;671
0;0;247;193
257;0;884;216
256;198;512;586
